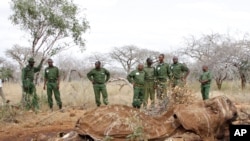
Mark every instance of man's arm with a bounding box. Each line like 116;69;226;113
200;72;212;84
34;58;45;72
105;68;110;82
87;70;94;83
43;68;47;90
127;71;134;84
166;63;171;79
182;64;190;80
57;67;60;89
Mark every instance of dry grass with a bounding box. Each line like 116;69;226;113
2;81;134;110
1;80;250;110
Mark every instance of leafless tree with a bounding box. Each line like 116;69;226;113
110;45;162;74
180;33;250;90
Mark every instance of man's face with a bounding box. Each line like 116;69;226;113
95;63;101;69
158;55;164;62
48;60;53;67
138;64;144;71
173;57;178;64
147;59;153;66
202;66;207;72
29;62;34;67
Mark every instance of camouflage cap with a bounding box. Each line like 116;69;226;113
28;58;35;63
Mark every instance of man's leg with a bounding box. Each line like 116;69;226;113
132;87;140;108
149;81;155;108
138;87;144;108
53;83;62;109
93;84;101;107
100;84;109;105
47;83;53;109
143;82;149;108
201;86;206;100
204;86;210;100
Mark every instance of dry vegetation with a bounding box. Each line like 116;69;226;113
0;80;250;140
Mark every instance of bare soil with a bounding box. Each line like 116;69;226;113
0;107;86;141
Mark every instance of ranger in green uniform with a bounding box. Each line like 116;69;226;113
87;61;110;107
22;57;44;111
155;54;170;100
127;64;145;109
143;58;156;108
169;56;190;87
199;65;212;100
43;59;62;111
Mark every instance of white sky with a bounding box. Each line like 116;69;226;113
1;0;250;58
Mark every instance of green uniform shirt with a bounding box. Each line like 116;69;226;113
21;63;42;82
44;66;59;81
87;68;110;84
127;70;145;85
199;71;212;86
170;63;189;79
155;62;170;81
144;66;155;81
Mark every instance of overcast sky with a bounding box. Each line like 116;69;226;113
1;0;250;58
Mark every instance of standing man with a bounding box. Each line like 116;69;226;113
22;57;44;111
43;59;62;111
143;58;156;109
0;78;6;104
155;54;170;100
87;61;110;107
199;65;212;100
127;64;145;109
169;56;190;87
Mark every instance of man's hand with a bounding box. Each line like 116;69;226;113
43;85;46;90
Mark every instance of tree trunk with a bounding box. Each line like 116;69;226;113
215;79;223;90
240;73;246;90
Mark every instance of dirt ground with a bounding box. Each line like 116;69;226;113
0;107;87;141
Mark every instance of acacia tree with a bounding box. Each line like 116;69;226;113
181;33;250;90
181;33;233;90
9;0;89;59
110;45;161;74
110;45;140;74
5;45;44;69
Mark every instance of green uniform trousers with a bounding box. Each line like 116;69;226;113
46;82;62;109
171;78;184;87
23;81;39;110
143;81;155;108
156;81;167;100
201;85;210;100
93;84;109;106
132;86;144;108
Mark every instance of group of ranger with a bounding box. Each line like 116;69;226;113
127;54;190;109
87;54;212;109
21;58;62;112
7;53;211;112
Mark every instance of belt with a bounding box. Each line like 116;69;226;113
134;84;144;87
48;79;57;83
157;78;166;82
93;82;104;84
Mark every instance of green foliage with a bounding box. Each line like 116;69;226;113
103;136;114;141
0;67;14;80
0;104;20;123
126;126;147;141
9;0;90;56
